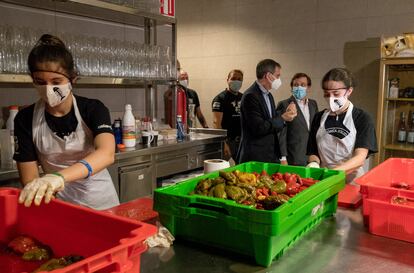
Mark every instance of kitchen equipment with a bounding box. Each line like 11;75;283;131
203;159;230;174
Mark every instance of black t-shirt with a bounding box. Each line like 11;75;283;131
186;88;200;110
13;95;113;162
307;106;378;157
212;89;243;138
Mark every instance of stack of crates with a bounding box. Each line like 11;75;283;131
154;162;345;267
356;158;414;243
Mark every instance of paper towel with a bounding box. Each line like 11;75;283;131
203;159;230;174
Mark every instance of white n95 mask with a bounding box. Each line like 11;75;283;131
36;83;72;107
179;80;188;88
327;95;348;113
271;78;282;92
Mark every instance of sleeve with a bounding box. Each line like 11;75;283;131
13;108;38;162
84;100;114;137
276;101;288;156
307;111;323;157
212;94;224;112
241;92;285;137
354;109;378;155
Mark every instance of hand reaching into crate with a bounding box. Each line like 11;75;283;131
19;174;65;207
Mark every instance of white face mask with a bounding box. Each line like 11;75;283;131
36;83;72;107
179;80;188;88
270;77;282;92
326;94;348;113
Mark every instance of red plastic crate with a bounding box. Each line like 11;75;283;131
364;190;414;243
104;198;159;225
355;158;414;220
0;188;157;273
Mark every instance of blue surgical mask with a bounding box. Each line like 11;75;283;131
292;86;307;100
228;80;242;92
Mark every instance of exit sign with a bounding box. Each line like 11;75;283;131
160;0;175;17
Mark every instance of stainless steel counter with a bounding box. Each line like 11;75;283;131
0;131;226;183
141;208;414;273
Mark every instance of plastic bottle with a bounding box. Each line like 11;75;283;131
6;105;18;168
6;105;18;136
176;115;185;142
112;118;122;145
122;104;136;147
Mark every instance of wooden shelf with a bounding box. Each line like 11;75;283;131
386;98;414;102
384;143;414;152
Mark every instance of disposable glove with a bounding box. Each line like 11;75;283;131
306;161;320;168
19;174;65;207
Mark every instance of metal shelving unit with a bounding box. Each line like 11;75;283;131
0;0;177;117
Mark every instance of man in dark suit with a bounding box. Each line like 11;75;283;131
276;73;318;166
237;59;297;163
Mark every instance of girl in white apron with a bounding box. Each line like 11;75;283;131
307;68;378;183
15;34;119;210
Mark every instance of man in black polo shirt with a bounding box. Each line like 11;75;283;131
212;69;244;160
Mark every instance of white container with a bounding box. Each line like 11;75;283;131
122;104;136;148
0;129;13;169
6;105;18;136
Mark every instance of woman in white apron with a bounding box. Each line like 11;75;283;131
306;68;378;183
14;34;119;210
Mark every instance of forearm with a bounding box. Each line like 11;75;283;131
308;154;321;165
59;133;115;182
17;161;40;185
333;149;367;174
212;112;223;129
197;110;208;128
59;149;114;182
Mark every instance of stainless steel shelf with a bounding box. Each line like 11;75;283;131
0;73;176;86
1;0;175;27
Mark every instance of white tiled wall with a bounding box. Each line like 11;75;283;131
176;0;414;125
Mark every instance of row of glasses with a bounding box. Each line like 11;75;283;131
0;24;174;79
0;25;44;74
63;32;174;79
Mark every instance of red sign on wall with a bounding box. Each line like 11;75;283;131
160;0;175;18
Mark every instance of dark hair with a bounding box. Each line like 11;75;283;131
290;72;312;87
227;69;243;80
256;59;281;79
321;68;355;89
28;34;77;80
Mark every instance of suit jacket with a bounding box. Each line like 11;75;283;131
276;96;318;166
237;82;285;163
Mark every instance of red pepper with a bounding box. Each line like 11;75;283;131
272;172;283;181
286;182;299;195
262;187;269;197
271;191;278;196
283;172;291;182
8;236;37;255
302;178;316;187
260;170;268;177
252;172;260;179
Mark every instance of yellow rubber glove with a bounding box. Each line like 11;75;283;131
19;174;65;207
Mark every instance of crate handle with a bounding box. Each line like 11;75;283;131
188;200;231;216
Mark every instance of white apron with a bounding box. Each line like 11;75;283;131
32;95;119;210
316;102;365;183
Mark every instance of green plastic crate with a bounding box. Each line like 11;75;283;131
154;162;345;267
